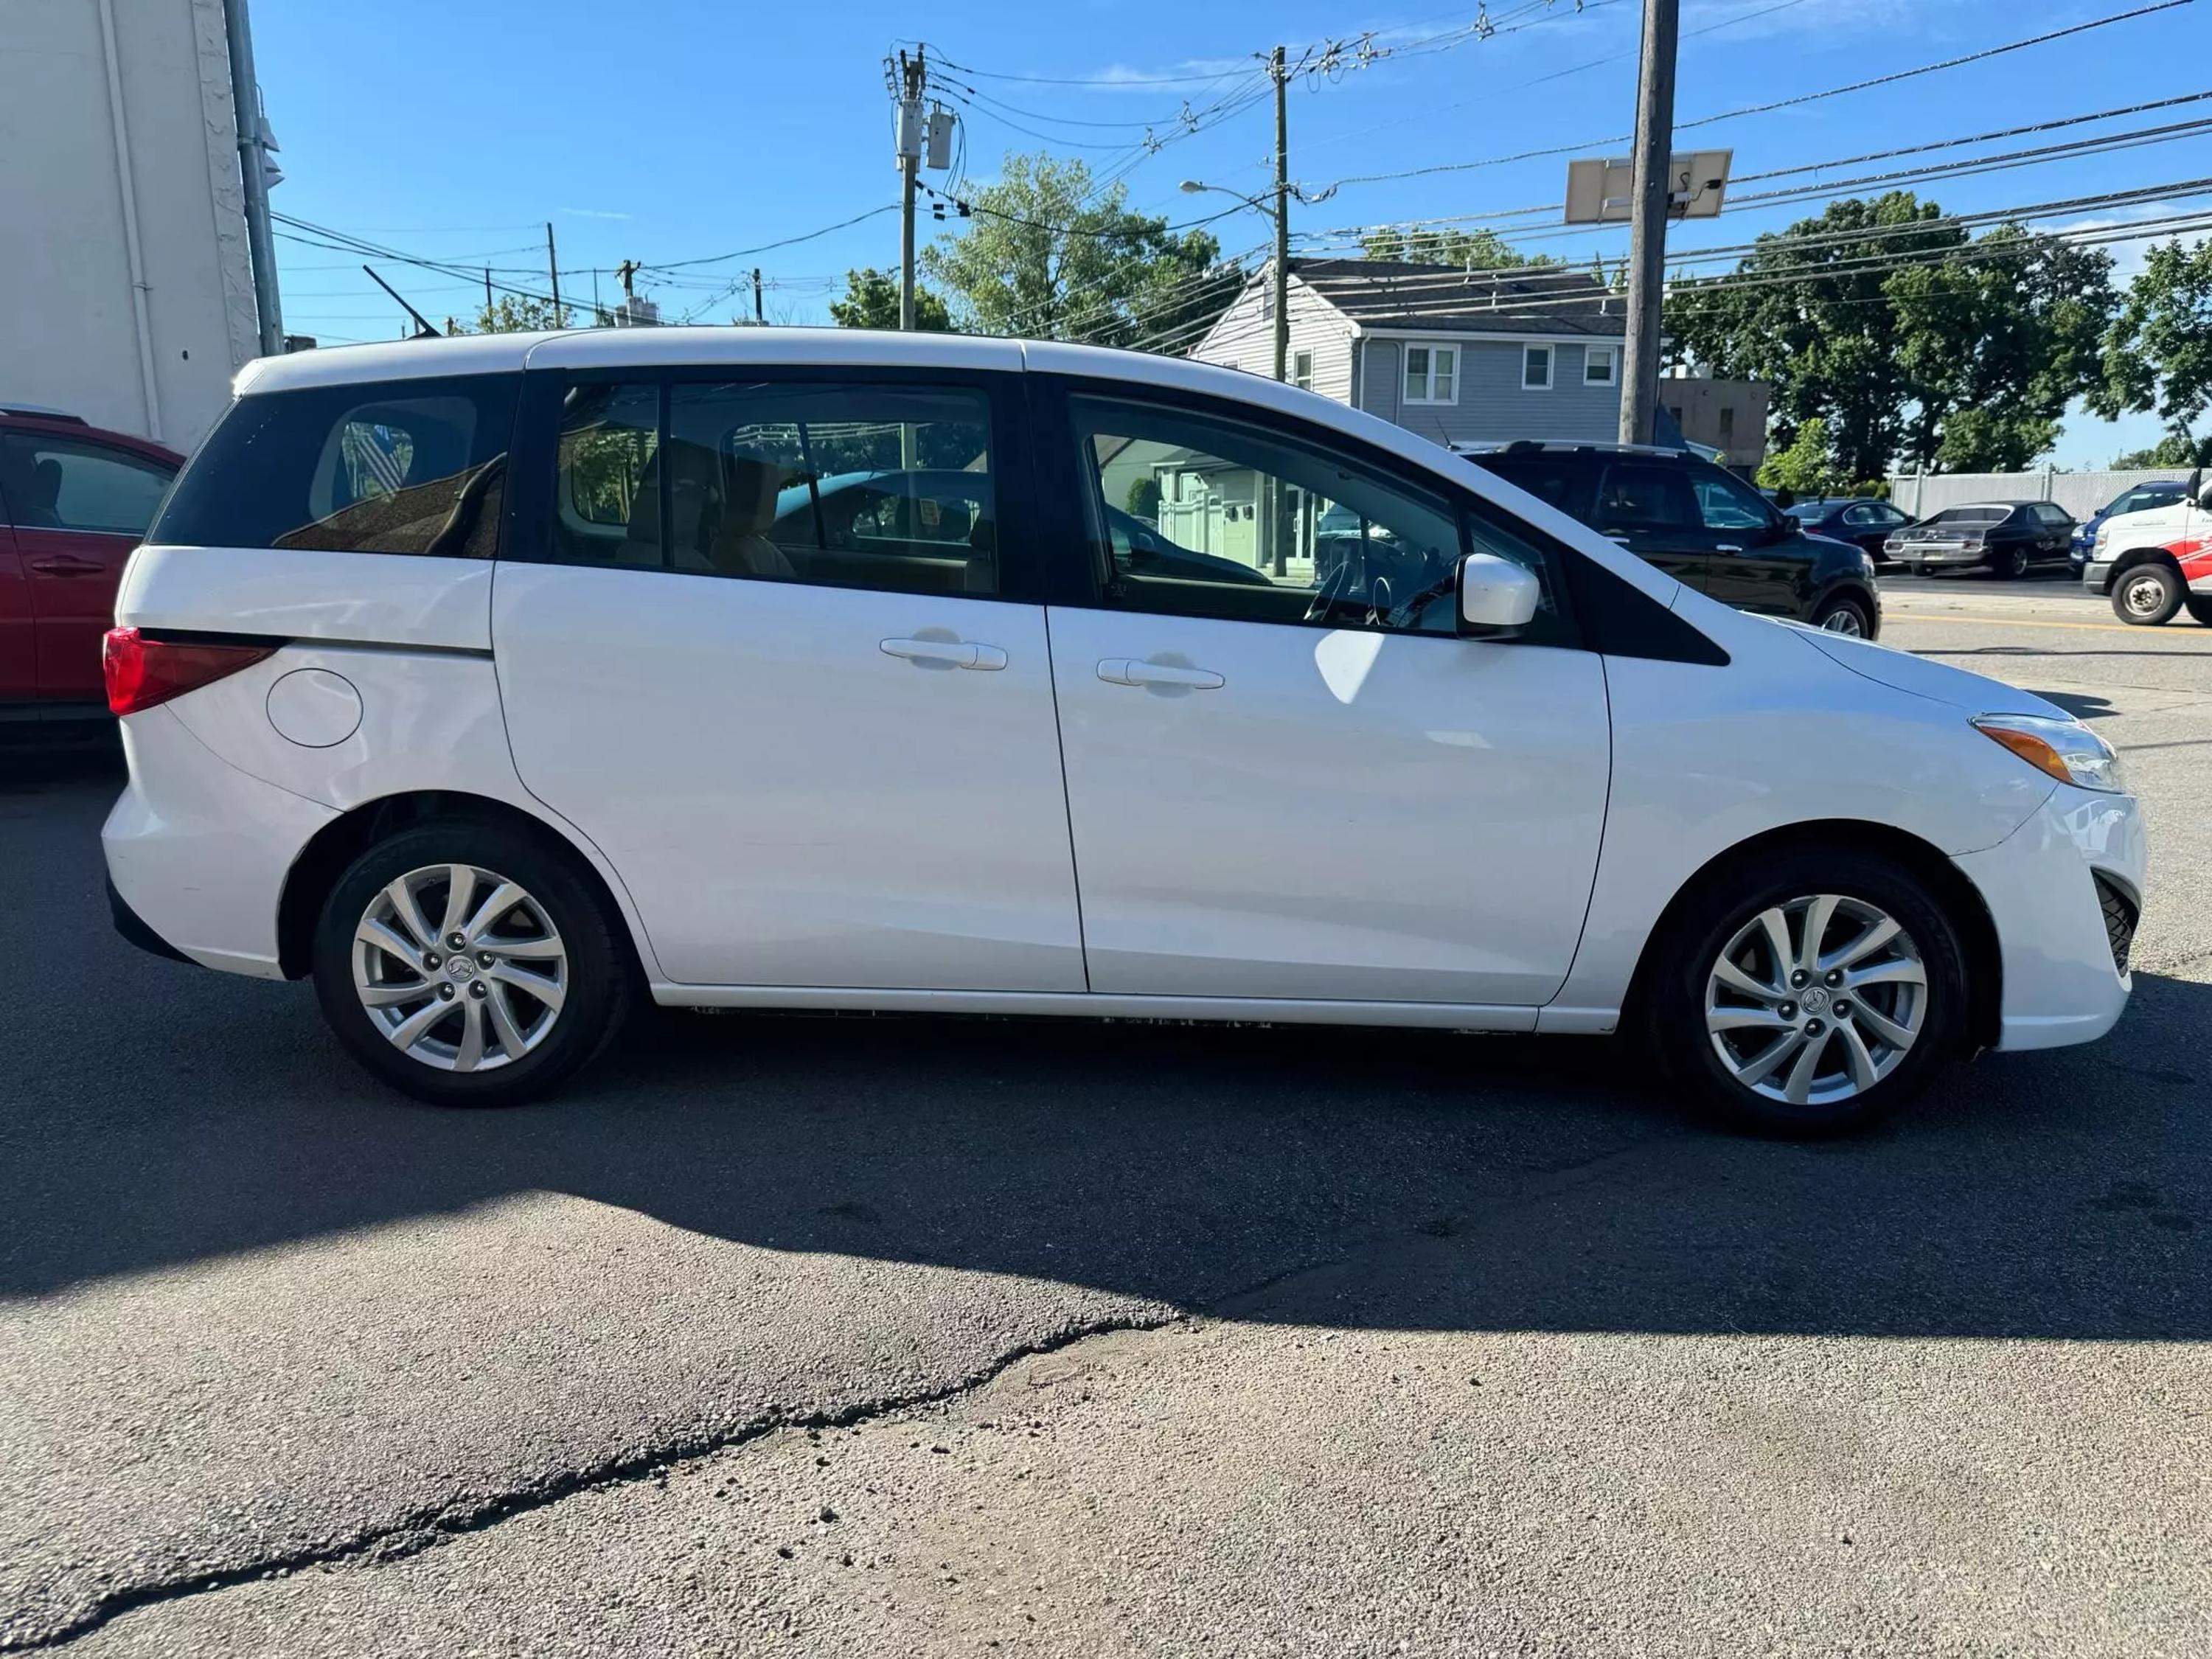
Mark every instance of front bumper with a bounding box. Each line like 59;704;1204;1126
1951;784;2146;1051
2082;556;2117;594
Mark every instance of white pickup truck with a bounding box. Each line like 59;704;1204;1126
2082;470;2212;626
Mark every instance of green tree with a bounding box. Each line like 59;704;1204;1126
1755;417;1834;498
453;293;575;334
920;153;1223;347
2111;434;2203;468
1357;226;1557;270
829;267;952;332
1666;192;2116;480
2088;237;2212;467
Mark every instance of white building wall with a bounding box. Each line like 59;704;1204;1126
0;0;262;450
1190;275;1354;406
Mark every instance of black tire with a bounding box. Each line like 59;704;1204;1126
2111;561;2183;626
311;819;633;1107
2185;596;2212;627
1645;848;1966;1138
1992;543;2027;580
1812;594;1871;638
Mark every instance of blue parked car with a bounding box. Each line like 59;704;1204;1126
2071;479;2191;574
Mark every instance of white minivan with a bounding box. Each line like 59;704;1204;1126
102;330;2144;1135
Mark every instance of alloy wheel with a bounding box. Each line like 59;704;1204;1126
352;863;568;1072
1703;894;1927;1107
1819;607;1865;637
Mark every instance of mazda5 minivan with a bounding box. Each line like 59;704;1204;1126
102;330;2143;1136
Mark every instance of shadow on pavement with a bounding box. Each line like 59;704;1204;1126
6;765;2206;1340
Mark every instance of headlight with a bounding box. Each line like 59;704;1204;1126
1972;714;2126;793
2095;522;2112;549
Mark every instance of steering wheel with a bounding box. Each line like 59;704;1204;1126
1302;558;1362;625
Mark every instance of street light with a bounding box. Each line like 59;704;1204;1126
1178;179;1290;392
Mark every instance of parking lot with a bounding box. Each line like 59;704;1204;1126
4;573;2208;1658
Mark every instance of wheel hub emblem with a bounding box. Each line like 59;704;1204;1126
445;956;477;983
1799;985;1830;1015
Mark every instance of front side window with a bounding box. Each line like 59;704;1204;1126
1692;467;1774;531
152;375;517;557
0;436;174;535
1403;344;1458;404
1583;345;1619;387
549;378;996;597
1596;462;1698;530
1071;393;1568;644
1522;344;1554;391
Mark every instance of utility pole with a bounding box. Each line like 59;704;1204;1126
894;46;927;330
220;0;284;356
753;268;765;325
1618;0;1678;446
1270;45;1290;388
545;221;563;324
483;268;493;317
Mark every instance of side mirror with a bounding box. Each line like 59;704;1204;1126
2190;467;2210;509
1458;552;1541;633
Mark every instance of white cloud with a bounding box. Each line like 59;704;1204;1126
559;207;631;220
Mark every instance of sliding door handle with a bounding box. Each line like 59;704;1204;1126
1097;658;1225;691
881;637;1008;671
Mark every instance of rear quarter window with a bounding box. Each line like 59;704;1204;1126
152;373;519;557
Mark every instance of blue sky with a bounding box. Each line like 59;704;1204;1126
257;0;2209;468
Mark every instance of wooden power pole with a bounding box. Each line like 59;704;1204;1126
1618;0;1678;445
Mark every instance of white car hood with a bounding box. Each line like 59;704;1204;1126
1792;627;2070;720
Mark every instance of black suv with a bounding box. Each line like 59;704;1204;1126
1460;442;1882;638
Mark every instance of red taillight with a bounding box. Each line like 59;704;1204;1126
102;627;276;716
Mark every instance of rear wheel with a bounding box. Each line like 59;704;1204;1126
1646;849;1965;1137
1812;594;1871;637
312;821;633;1106
2112;562;2183;626
1992;544;2027;580
2185;596;2212;627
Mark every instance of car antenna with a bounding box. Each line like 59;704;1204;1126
362;265;444;338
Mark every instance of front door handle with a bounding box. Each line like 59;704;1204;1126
27;555;107;577
1097;658;1225;690
880;637;1008;671
1715;543;1743;554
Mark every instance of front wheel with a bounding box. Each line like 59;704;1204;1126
1812;594;1871;638
2185;596;2212;627
1646;850;1966;1137
2112;563;2183;626
312;820;633;1106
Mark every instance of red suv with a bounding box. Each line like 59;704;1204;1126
1;405;182;736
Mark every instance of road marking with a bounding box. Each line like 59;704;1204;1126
1884;611;2211;640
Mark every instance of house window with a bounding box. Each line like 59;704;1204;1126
1583;344;1619;387
1293;350;1313;392
1402;344;1458;405
1718;406;1736;442
1521;344;1554;391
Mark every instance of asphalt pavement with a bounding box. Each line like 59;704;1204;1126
4;569;2208;1657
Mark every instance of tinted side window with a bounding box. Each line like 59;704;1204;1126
1473;456;1585;518
549;379;996;597
1595;463;1697;529
153;375;517;557
0;436;174;535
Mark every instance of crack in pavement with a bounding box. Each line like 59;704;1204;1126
7;1304;1187;1654
15;1121;1693;1652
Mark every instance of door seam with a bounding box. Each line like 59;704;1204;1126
1040;605;1093;992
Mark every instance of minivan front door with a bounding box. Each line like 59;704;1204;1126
1044;389;1611;1009
494;371;1085;992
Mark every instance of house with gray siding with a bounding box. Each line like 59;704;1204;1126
1189;259;1628;447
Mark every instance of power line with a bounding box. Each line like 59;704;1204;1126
1302;1;2199;199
